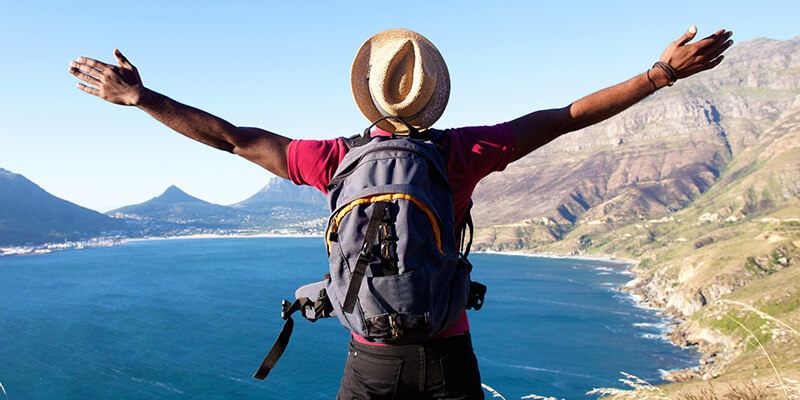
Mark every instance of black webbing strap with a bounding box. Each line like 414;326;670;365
459;207;474;259
458;202;485;311
350;116;424;147
342;201;389;314
253;298;311;380
460;199;473;258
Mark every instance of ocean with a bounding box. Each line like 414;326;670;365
0;237;697;399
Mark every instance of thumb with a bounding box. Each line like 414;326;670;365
114;49;134;68
676;25;697;46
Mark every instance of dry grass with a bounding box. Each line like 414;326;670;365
482;300;799;400
677;382;769;400
586;372;670;400
482;383;508;400
716;299;800;338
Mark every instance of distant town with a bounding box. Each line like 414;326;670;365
1;236;128;257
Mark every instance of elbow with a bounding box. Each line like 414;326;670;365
220;142;235;153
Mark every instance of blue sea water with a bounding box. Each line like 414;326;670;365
0;237;697;399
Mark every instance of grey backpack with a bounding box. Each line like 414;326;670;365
254;117;485;380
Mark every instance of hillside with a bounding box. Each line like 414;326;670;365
469;36;800;396
109;185;243;227
107;179;327;236
0;168;124;246
472;37;800;248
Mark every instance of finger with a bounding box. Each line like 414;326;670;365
676;25;698;46
702;55;725;71
114;49;134;69
71;68;102;85
76;82;100;96
76;57;111;71
705;39;734;61
705;30;731;45
69;62;102;78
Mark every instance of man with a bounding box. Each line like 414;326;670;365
69;26;732;399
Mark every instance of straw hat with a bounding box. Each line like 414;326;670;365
351;29;450;133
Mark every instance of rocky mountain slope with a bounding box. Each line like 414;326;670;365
0;168;124;246
472;36;800;249
469;36;800;394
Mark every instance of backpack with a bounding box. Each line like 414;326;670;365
253;117;486;380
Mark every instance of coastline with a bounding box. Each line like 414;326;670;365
3;235;715;384
481;248;719;384
0;233;323;257
479;249;637;266
126;232;323;242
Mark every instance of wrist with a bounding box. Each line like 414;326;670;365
133;87;153;108
646;66;672;91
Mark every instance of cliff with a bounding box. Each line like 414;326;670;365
470;36;800;394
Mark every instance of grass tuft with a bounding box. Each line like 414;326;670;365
586;372;670;400
677;382;769;400
482;383;508;400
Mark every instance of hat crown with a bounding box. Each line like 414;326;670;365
352;29;450;133
368;38;437;119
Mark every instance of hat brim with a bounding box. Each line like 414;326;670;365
351;29;450;133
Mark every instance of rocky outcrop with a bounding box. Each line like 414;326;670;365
471;37;800;251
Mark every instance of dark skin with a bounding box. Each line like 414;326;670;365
68;26;733;173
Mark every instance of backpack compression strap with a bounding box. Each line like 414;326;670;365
341;201;389;314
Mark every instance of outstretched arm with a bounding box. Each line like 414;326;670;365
68;49;291;179
508;26;733;162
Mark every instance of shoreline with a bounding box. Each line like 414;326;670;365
126;232;323;242
481;248;713;384
479;249;637;266
3;234;710;383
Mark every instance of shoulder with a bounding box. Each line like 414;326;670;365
287;138;350;193
441;122;514;170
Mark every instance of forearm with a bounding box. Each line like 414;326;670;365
135;88;291;178
562;68;671;133
136;88;240;153
509;68;669;162
509;27;732;163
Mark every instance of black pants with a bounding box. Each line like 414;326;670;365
337;333;484;400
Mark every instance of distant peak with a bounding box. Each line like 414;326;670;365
156;185;204;203
163;185;184;194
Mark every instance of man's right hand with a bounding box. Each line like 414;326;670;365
69;49;144;106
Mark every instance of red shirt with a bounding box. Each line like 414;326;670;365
287;123;515;341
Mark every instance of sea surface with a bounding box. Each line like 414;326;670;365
0;237;697;399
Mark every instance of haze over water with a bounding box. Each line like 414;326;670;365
0;237;697;399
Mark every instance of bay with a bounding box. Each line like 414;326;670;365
0;237;696;399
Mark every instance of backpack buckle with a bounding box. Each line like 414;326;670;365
281;299;292;319
388;314;403;338
466;281;487;311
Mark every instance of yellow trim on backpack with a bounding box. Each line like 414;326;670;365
326;194;444;255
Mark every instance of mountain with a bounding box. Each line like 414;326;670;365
471;36;800;249
231;177;328;223
109;185;242;227
0;168;124;246
234;177;326;208
468;37;800;393
108;180;328;235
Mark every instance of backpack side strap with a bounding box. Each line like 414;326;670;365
253;299;303;380
253;292;333;380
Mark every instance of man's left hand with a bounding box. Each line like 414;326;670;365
659;26;733;80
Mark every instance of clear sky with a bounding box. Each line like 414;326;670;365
1;0;798;212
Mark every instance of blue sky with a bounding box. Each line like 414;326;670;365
1;1;798;212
